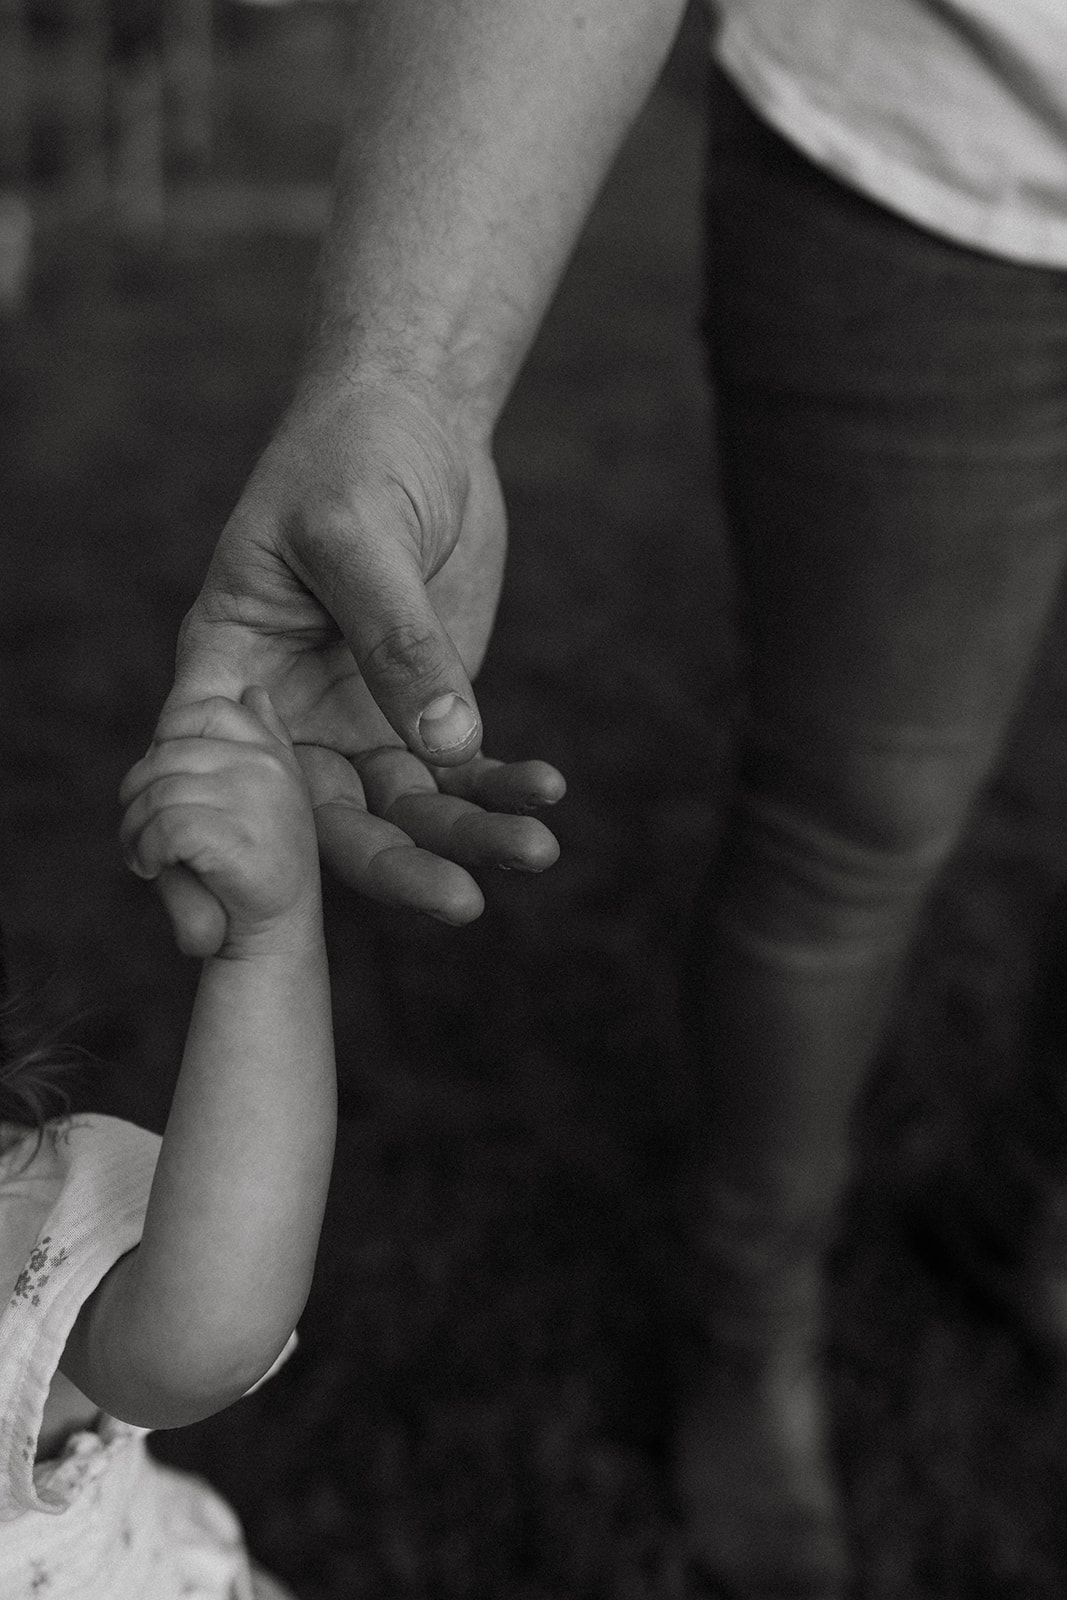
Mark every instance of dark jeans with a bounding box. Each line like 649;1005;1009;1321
691;72;1067;1220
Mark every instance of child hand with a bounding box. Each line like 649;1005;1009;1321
119;688;321;958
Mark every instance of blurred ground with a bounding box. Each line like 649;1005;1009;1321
5;6;1067;1597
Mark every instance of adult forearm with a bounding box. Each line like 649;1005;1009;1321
305;0;690;435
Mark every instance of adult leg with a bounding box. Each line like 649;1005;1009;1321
675;71;1067;1597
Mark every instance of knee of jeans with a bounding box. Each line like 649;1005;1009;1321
720;734;987;958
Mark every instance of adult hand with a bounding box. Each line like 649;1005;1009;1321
155;375;564;954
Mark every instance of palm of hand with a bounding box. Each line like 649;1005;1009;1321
164;422;563;941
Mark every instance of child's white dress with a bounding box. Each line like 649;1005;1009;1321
0;1114;296;1599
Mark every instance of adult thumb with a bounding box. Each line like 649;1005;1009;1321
330;541;483;766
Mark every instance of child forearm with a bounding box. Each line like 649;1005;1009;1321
63;925;335;1428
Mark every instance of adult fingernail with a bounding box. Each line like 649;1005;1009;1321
418;693;477;752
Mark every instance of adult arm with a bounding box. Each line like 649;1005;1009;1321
164;0;691;944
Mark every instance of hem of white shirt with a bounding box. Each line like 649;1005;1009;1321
714;27;1067;271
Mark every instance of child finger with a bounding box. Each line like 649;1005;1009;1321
241;685;294;749
119;777;226;873
151;694;278;751
119;740;239;811
157;866;228;958
118;729;289;810
128;802;229;883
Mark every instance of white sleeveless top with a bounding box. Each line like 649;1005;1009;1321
0;1115;294;1600
709;0;1067;267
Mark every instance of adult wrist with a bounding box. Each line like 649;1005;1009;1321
292;304;508;451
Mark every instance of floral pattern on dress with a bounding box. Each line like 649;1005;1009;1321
28;1558;51;1593
6;1117;89;1312
35;1429;118;1505
0;1114;293;1598
11;1239;71;1309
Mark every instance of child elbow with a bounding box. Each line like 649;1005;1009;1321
113;1337;292;1430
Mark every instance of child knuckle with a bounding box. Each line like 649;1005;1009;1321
147;773;190;815
203;695;247;732
248;746;291;789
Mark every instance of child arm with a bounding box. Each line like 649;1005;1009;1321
59;691;337;1429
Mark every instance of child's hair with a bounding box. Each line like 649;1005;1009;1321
0;928;79;1133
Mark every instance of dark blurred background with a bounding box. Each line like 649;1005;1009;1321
5;4;1067;1596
